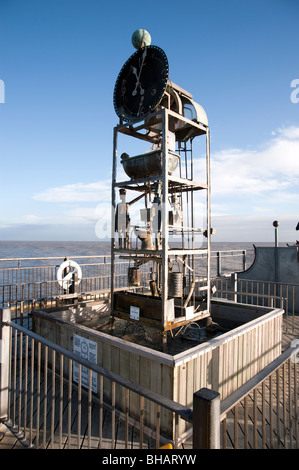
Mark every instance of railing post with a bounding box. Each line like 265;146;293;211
217;252;221;277
0;307;11;419
242;250;246;271
73;271;78;294
193;388;220;449
231;272;238;302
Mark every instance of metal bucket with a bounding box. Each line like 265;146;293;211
121;150;179;179
128;267;140;286
168;272;183;298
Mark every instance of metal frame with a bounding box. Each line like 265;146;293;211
110;106;211;332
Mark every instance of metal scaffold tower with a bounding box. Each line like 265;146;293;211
110;33;212;338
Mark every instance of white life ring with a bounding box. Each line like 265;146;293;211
57;259;82;290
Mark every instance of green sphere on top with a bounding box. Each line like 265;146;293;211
131;29;151;49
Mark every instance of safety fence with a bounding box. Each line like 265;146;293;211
0;312;193;449
0;250;250;313
219;345;299;449
0;250;250;285
1;309;298;449
211;275;299;334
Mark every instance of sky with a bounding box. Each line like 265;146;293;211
0;0;298;242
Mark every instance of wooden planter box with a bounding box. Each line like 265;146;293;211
32;299;283;440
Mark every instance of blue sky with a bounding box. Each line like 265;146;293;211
0;0;298;242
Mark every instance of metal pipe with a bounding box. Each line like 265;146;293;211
0;308;11;420
273;220;279;283
183;281;196;309
206;128;211;316
161;108;169;334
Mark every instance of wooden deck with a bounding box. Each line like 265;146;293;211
1;314;298;450
0;377;158;450
282;314;299;351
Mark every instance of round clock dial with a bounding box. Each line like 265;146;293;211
113;45;169;122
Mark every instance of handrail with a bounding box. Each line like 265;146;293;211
0;249;248;263
220;344;299;421
5;320;193;423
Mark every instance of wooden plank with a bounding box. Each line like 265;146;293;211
111;344;121;411
184;360;194;436
119;348;130;414
178;363;187;406
139;356;152;430
209;347;218;392
102;341;112;404
161;363;175;440
223;343;229;399
192;354;200;396
230;337;237;395
237;333;243;388
149;358;161;436
114;292;161;321
128;351;140;422
248;328;253;380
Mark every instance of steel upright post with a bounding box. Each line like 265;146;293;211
273;220;279;283
206;128;211;315
161;108;169;336
0;307;11;420
110;126;118;321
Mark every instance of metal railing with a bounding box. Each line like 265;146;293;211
219;345;299;449
0;255;151;309
0;250;251;315
1;308;299;449
210;275;299;334
0;311;193;449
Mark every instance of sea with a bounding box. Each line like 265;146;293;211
0;240;112;260
0;239;290;271
0;239;288;259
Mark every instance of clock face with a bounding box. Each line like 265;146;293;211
113;45;169;122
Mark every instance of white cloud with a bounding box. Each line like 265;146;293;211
66;207;101;219
206;126;299;240
211;214;298;242
22;214;40;223
276;126;299;140
206;126;299;211
33;181;111;203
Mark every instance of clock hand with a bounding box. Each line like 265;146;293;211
137;95;144;117
131;67;139;95
132;71;145;96
132;67;144;96
132;48;147;96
